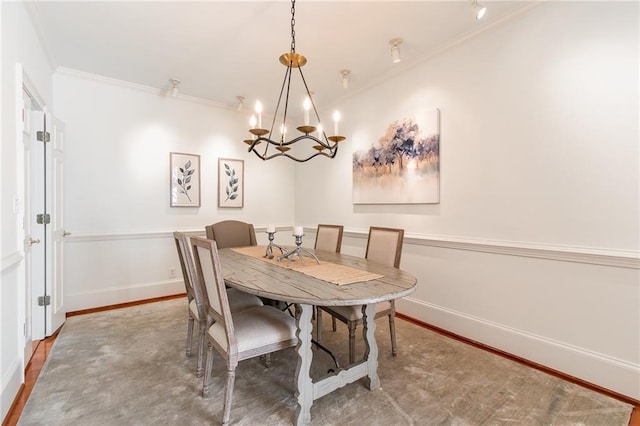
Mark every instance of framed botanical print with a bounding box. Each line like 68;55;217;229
170;152;201;207
218;158;244;208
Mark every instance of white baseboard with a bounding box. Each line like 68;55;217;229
65;279;185;312
1;359;22;422
396;297;640;401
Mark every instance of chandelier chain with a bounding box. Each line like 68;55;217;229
290;0;296;53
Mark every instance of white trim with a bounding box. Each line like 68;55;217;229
65;229;205;243
65;228;639;269
1;358;23;421
65;279;185;312
55;67;232;110
331;2;541;108
0;251;24;273
335;228;639;269
396;297;640;400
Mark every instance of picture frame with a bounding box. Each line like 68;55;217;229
352;108;440;204
170;152;201;207
218;158;244;208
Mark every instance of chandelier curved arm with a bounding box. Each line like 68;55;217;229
247;135;338;162
250;146;338;163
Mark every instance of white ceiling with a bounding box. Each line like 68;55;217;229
26;1;534;114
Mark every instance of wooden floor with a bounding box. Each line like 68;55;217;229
2;336;56;426
3;302;640;425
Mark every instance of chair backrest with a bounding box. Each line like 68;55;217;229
173;231;206;317
314;224;344;253
191;237;236;355
365;227;404;268
205;220;257;249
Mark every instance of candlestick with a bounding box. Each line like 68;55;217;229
264;228;285;259
277;233;319;265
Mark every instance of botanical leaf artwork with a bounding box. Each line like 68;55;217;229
224;163;239;201
176;160;195;202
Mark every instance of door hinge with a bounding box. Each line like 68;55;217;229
37;295;51;306
36;213;51;224
36;130;50;142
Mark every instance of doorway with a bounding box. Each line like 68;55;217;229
22;77;66;356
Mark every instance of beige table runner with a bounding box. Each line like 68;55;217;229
230;246;384;286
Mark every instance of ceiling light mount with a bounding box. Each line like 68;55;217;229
236;96;245;111
390;38;403;63
169;78;180;96
245;0;345;162
469;0;487;20
341;69;351;89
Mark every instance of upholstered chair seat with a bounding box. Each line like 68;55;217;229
207;305;297;354
174;231;263;379
191;236;298;425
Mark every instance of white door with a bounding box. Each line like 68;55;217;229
22;91;37;360
30;110;46;340
30;111;67;338
46;115;67;335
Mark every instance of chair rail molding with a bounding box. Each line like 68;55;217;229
302;227;639;270
64;228;639;269
1;251;24;273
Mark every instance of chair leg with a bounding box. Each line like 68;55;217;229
260;353;272;368
222;367;236;426
389;313;397;357
316;308;323;343
186;316;195;356
202;342;215;398
196;322;207;378
348;321;357;364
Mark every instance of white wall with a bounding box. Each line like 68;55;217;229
53;70;296;311
0;1;54;420
296;3;639;399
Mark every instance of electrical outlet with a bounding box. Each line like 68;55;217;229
168;267;177;278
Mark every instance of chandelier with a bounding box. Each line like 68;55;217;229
244;0;345;162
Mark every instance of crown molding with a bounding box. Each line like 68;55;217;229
54;67;232;110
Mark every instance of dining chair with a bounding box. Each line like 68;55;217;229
316;226;404;364
173;231;263;378
314;224;344;253
191;237;298;425
205;220;257;249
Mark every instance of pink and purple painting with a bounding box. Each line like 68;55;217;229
353;109;440;204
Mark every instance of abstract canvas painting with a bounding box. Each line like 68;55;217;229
353;109;440;204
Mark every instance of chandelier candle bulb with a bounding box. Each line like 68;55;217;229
255;101;263;128
303;97;311;125
293;226;304;237
267;224;276;233
333;111;341;136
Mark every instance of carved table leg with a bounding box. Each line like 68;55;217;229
294;303;314;426
362;303;380;390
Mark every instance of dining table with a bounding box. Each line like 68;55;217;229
218;245;417;426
